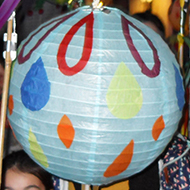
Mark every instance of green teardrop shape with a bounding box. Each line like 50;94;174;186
10;47;22;79
106;62;143;119
28;128;49;168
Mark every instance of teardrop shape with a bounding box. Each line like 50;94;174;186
21;57;50;111
104;140;134;177
173;64;185;111
10;59;16;79
121;15;161;78
8;95;14;115
106;62;143;119
28;128;49;168
57;12;94;76
57;115;75;148
152;115;165;141
18;12;77;64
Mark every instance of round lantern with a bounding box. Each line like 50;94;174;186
7;6;185;185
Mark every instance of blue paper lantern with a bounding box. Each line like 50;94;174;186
7;6;185;185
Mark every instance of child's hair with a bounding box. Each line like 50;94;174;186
1;150;53;190
132;10;165;39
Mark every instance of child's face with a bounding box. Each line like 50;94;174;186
4;168;46;190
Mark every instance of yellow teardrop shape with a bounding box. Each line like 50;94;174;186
28;128;49;168
11;47;21;79
106;62;143;119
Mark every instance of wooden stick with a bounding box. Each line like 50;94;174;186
0;15;13;186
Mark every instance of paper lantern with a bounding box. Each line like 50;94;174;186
7;6;185;185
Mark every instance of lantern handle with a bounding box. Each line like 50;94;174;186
0;11;16;187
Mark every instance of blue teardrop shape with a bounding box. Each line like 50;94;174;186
173;64;185;111
21;57;50;111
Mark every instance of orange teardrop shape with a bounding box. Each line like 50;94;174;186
8;95;14;115
57;115;75;148
152;115;165;141
104;140;134;178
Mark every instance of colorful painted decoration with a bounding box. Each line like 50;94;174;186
7;6;185;185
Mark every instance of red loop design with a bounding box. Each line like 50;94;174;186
57;12;94;76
